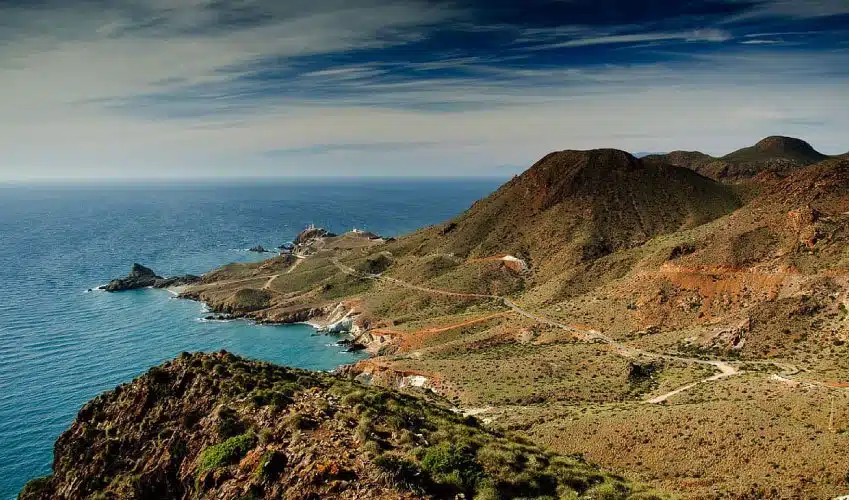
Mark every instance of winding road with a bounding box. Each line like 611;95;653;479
330;257;829;403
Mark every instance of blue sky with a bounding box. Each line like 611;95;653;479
0;0;848;179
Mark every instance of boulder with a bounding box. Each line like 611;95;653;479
248;245;268;253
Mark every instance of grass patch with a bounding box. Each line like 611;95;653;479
197;432;256;475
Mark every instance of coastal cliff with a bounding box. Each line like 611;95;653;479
19;352;654;499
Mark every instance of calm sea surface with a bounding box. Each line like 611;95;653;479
0;178;503;498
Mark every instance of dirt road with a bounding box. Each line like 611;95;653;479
330;257;840;403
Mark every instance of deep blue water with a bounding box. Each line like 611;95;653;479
0;178;503;499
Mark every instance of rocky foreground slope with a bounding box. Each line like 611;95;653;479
19;352;660;500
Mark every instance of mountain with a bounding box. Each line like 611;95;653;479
718;136;829;179
398;149;739;281
644;136;829;182
19;352;656;500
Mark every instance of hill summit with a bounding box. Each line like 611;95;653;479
724;135;827;165
644;136;828;182
410;148;739;279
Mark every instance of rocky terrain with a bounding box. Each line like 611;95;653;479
19;352;660;500
101;263;200;292
158;136;849;498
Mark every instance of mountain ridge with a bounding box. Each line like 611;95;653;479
644;135;831;182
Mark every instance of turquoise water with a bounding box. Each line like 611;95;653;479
0;179;503;498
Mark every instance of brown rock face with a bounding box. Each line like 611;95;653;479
787;206;823;249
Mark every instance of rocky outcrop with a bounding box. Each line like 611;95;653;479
101;264;200;292
152;275;202;289
294;226;335;246
19;352;640;500
248;245;269;253
337;361;437;392
101;263;161;291
260;306;328;324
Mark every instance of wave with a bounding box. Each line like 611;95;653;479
195;317;236;323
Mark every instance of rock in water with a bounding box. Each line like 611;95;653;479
248;245;268;253
102;263;162;292
102;264;202;292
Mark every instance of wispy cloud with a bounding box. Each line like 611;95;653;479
726;0;849;21
520;29;732;50
740;39;784;44
0;0;848;179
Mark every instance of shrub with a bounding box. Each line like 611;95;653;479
250;389;292;410
213;364;229;378
584;481;631;500
254;450;287;482
473;479;501;500
215;407;245;438
374;453;422;487
285;412;316;430
19;476;53;498
197;432;256;475
258;428;274;445
341;390;366;407
421;442;482;493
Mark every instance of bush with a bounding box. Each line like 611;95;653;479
254;450;287;482
585;481;631;500
19;476;53;498
285;412;316;430
421;442;482;493
250;389;292;410
341;390;366;407
473;479;501;500
215;407;245;438
197;432;256;474
374;453;422;487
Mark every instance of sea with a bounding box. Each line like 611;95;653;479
0;178;504;499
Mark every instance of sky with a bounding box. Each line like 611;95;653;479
1;0;848;180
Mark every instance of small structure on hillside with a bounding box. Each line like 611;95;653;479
351;227;382;240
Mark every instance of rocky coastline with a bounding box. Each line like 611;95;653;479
99;227;393;376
